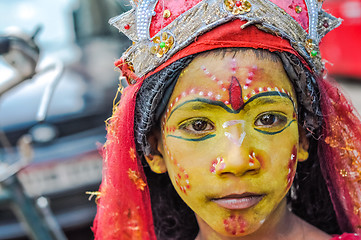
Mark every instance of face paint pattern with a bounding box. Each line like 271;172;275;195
286;145;298;189
163;87;229;121
200;63;295;112
229;76;243;111
224;214;247;235
243;87;293;103
162;125;191;194
164;126;176;133
201;62;247;112
223;120;246;147
230;58;238;74
243;65;258;90
210;157;225;174
249;151;256;167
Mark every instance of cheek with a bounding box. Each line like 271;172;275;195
223;214;248;235
163;140;192;195
286;145;298;189
162;120;194;195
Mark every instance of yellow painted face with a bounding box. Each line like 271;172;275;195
158;50;300;237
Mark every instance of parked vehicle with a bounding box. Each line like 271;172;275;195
0;0;130;239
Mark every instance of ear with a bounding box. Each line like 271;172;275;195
144;129;167;174
298;125;309;162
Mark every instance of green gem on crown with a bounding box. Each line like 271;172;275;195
311;50;318;57
160;42;166;48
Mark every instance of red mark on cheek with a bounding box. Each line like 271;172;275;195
286;145;298;189
229;76;243;111
210;157;225;174
174;165;190;194
162;142;191;194
165;126;176;133
224;215;247;235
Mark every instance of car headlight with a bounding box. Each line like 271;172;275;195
29;123;58;143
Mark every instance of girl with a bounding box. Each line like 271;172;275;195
92;0;361;239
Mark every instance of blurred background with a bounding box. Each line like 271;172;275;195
321;0;361;112
0;0;131;239
0;0;360;240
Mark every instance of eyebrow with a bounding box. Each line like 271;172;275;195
167;91;295;120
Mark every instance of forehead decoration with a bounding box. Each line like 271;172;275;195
111;0;341;81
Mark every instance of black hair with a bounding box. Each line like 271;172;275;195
134;48;341;239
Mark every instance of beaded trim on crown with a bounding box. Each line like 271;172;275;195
110;0;341;79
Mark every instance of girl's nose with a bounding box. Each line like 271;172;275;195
217;120;261;176
217;148;261;177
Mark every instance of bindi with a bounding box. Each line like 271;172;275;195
229;76;243;112
200;62;260;112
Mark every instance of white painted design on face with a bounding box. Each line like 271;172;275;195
224;132;246;146
223;120;246;147
222;120;245;128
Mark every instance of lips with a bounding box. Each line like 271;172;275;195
212;193;264;210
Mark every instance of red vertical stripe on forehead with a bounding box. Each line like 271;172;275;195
229;76;244;111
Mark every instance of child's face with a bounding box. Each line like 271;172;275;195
155;50;304;236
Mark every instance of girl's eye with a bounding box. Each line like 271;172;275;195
180;119;214;133
192;120;208;131
254;113;287;127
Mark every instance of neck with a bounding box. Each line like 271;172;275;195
195;199;304;240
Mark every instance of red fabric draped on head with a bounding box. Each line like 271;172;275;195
93;18;361;239
145;19;310;79
318;78;361;233
93;80;156;240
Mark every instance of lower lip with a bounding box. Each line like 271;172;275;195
212;195;264;210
